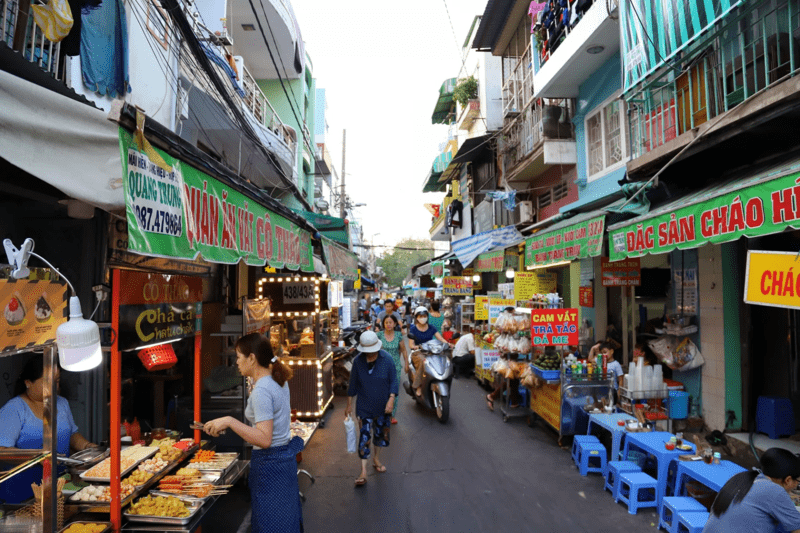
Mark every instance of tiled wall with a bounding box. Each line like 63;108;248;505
698;244;727;430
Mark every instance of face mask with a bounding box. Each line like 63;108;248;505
418;316;428;324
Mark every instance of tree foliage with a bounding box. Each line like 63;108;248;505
376;238;436;288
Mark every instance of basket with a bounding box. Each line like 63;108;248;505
532;365;560;381
137;343;178;371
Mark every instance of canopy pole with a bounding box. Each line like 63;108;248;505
110;269;122;532
42;343;57;532
194;332;202;445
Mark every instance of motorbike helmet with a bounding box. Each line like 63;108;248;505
414;306;428;316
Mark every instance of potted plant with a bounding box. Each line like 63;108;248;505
453;76;478;109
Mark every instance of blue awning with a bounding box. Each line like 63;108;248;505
361;275;376;288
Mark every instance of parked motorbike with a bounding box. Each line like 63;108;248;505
403;339;453;423
332;322;369;395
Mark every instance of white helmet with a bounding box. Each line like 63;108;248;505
414;306;428;316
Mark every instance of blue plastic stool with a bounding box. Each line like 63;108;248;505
617;472;658;514
756;396;795;439
571;435;600;466
675;510;710;533
660;497;708;533
577;442;607;476
604;461;641;499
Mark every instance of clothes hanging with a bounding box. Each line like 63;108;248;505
80;0;129;96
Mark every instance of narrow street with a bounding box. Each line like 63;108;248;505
294;380;656;533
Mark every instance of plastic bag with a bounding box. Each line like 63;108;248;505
344;415;357;454
648;335;704;371
32;0;73;42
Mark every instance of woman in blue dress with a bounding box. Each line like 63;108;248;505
204;333;304;533
376;314;407;424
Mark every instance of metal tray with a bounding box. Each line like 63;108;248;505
189;452;238;474
149;489;212;503
124;496;203;526
80;448;158;483
58;521;113;533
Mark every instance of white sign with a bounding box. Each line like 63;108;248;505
498;283;515;300
126;148;184;237
342;297;352;327
328;280;343;308
674;268;698;315
482;348;500;370
281;282;315;304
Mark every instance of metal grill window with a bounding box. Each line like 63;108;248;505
586;95;627;181
538;190;552;209
553;182;569;202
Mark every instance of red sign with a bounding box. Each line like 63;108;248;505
579;286;594;307
530;308;578;346
119;270;203;305
601;257;641;287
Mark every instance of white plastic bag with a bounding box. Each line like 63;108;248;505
344;415;357;454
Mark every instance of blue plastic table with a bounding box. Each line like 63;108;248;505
674;459;746;496
622;431;697;515
587;413;632;461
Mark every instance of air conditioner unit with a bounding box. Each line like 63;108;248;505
514;201;535;225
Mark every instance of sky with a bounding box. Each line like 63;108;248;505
291;0;489;253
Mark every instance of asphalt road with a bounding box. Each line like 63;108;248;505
292;377;659;533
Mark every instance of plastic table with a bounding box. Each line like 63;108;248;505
622;431;697;515
674;459;746;496
587;413;632;461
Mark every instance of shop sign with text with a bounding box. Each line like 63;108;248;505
744;251;800;310
530;308;578;346
0;274;68;353
443;276;473;296
609;168;800;261
601;257;641;286
579;286;594;307
525;216;605;267
488;298;516;325
475;295;489;321
244;298;271;335
462;268;482;289
121;128;313;271
431;261;445;278
476;250;504;272
321;238;358;281
514;271;558;300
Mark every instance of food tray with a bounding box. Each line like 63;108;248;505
190;453;238;474
80;447;158;482
58;521;113;533
532;365;560;381
124;496;204;526
149;489;212;503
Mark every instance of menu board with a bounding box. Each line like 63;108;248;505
0;275;68;354
488;298;516;325
475;296;489;321
514;271;557;300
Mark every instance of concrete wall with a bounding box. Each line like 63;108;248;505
480;52;504;131
536;165;579;220
698;244;727;430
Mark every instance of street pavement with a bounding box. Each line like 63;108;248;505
291;377;659;533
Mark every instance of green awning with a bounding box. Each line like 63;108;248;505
431;78;457;125
422;150;454;193
525;212;607;268
291;209;350;247
608;159;800;262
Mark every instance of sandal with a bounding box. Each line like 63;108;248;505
372;463;386;473
391;418;398;425
354;477;367;487
486;395;494;411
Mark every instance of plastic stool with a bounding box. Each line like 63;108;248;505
604;460;641;499
577;442;607;476
756;396;795;439
660;497;708;533
617;472;658;514
675;510;710;533
571;435;600;466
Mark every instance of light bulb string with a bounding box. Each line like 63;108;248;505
29;251;76;296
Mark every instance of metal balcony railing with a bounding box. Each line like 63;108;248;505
627;0;800;159
240;62;297;158
538;0;618;68
429;196;454;234
1;0;62;78
502;42;535;116
503;98;575;164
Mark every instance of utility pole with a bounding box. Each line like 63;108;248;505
340;129;347;219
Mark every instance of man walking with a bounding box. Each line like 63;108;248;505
344;331;398;487
373;299;402;332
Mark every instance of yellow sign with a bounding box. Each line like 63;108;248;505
475;295;489;321
0;277;68;353
744;251;800;309
443;276;473;296
531;383;561;431
514;271;558;300
462;268;482;290
354;269;362;289
488;298;516;325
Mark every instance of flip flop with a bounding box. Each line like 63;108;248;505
355;477;367;487
391;418;398;425
373;463;386;473
486;395;494;411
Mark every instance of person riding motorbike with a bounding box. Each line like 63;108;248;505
408;306;447;398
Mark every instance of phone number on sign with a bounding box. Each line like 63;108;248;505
134;205;183;237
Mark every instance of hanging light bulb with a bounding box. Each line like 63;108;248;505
505;268;515;279
472;273;481;283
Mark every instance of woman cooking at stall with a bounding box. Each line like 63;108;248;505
0;355;96;504
408;306;447;398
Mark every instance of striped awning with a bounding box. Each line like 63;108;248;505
431;78;457;125
452;226;524;268
422;141;457;193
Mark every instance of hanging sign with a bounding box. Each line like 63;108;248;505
579;286;594;307
531;383;560;430
481;347;500;370
118;270;203;351
744;251;800;309
321;238;358;281
431;261;445;278
498;283;515;300
462;268;482;289
120;128;313;271
328;280;344;308
530;308;578;346
244;298;271;335
475;295;489;321
514;271;558;300
525;216;605;268
674;268;698;315
488;298;516;325
0;274;68;353
608;168;800;262
443;276;473;296
476;250;504;272
601;257;641;286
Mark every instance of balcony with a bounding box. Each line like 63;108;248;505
457;99;481;131
627;0;800;163
429;196;454;242
314;144;333;178
502;43;535;116
503;98;577;183
2;0;64;79
533;0;619;98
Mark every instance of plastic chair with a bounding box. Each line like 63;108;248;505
604;460;641;499
756;396;795;439
577;442;607;476
675;510;710;533
660;497;708;533
617;472;658;514
571;435;600;466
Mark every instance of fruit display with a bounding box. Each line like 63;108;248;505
125;469;154;486
60;523;108;533
138;456;169;474
533;351;561;370
127;495;191;518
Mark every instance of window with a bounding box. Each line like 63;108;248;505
538;181;569;210
146;0;170;51
585;95;628;181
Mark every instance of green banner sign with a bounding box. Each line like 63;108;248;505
431;261;445;278
476;250;504;272
608;169;800;262
120;128;313;271
321;237;358;281
525;216;605;268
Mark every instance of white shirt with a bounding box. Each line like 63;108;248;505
453;334;475;358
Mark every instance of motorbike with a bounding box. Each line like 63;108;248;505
403;339;453;423
332;322;369;395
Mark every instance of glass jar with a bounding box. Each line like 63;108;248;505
675;432;683;447
702;448;713;464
